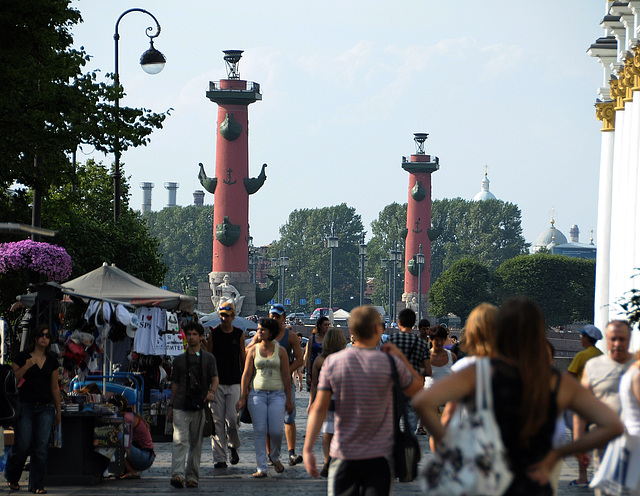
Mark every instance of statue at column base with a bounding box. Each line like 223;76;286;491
210;273;245;315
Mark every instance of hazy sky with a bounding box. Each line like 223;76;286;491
71;1;606;249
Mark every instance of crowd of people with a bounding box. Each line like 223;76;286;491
159;298;635;496
8;298;634;495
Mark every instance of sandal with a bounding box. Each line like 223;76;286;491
186;480;198;488
8;482;20;491
273;460;285;473
30;490;47;495
252;470;267;478
170;476;184;488
568;479;589;488
119;472;141;480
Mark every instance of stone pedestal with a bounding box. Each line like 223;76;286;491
401;292;430;321
207;271;256;317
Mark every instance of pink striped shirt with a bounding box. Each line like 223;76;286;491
318;347;412;460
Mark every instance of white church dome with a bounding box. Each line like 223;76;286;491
473;170;497;201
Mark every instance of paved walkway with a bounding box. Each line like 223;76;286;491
5;388;596;495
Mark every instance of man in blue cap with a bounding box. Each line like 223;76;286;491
567;324;603;487
568;325;603;381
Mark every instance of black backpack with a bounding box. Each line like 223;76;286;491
0;364;19;427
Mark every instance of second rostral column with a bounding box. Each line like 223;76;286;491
199;50;267;316
402;133;440;320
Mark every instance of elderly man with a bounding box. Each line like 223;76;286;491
204;301;246;469
574;320;634;493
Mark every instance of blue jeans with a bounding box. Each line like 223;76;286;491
128;445;155;472
248;389;285;472
5;402;56;492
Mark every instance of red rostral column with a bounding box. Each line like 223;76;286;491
402;133;439;318
201;50;266;315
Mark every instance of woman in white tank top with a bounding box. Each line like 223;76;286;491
428;325;457;384
237;318;294;477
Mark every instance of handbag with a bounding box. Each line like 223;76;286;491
386;354;421;482
202;402;215;437
421;357;513;496
239;403;252;424
590;431;640;495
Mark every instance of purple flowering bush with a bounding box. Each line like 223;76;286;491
0;240;72;282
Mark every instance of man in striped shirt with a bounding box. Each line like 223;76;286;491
303;306;423;495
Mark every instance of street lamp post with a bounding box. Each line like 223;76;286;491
381;258;389;320
113;8;166;222
279;254;289;303
327;225;339;320
389;245;400;323
359;235;367;306
416;244;425;322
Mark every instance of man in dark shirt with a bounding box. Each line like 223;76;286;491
388;308;431;434
204;301;246;468
168;322;218;488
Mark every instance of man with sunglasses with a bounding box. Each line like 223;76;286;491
204;301;246;468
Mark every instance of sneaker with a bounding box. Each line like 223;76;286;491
213;462;227;469
229;446;239;465
288;454;303;466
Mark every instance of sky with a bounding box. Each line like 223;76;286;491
71;0;607;249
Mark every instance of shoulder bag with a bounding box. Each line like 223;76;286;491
590;431;640;495
386;353;421;482
421;357;513;496
202;402;215;437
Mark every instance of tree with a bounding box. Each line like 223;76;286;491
42;160;166;284
144;205;214;293
428;258;493;325
270;204;365;312
367;203;408;311
430;198;529;282
494;254;596;326
0;0;167;197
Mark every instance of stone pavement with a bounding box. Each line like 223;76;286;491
6;388;597;495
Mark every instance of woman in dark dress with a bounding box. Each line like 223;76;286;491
413;297;623;495
5;325;61;494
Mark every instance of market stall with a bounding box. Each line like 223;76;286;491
8;263;196;484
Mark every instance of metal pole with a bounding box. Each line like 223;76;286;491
329;246;334;313
113;8;163;222
359;251;365;306
418;256;423;323
392;245;398;323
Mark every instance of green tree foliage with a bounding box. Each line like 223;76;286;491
494;254;596;326
270;204;365;312
430;198;529;282
367;203;408;311
0;0;167;194
144;206;214;293
42;160;166;284
428;258;492;325
0;160;166;310
617;270;640;326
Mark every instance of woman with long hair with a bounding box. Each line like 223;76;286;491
5;325;61;494
429;303;499;451
236;317;293;477
307;328;348;477
414;297;624;495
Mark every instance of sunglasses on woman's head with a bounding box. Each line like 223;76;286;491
219;306;233;311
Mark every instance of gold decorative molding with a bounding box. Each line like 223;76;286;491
596;101;616;132
633;45;640;92
610;77;626;111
